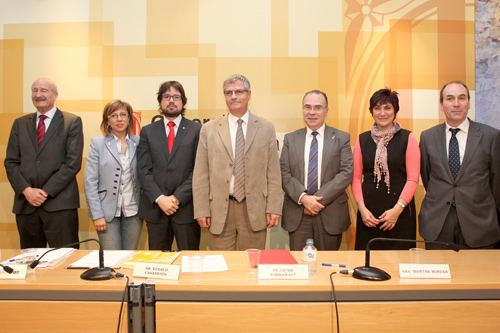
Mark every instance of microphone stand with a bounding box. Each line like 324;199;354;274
353;238;459;281
30;238;119;281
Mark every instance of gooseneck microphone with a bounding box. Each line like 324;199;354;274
1;263;14;274
30;238;124;280
353;238;460;281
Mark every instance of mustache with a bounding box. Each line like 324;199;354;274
34;97;47;102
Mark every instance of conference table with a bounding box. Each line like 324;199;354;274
1;249;500;332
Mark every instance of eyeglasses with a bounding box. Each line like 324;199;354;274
303;105;326;112
224;89;247;97
108;112;129;119
162;94;182;101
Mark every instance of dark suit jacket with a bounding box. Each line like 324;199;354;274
4;108;84;214
280;125;353;235
137;117;201;225
419;119;500;247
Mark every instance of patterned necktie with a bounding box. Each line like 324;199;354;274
167;121;175;154
37;115;47;146
307;131;319;195
233;119;246;202
448;128;461;180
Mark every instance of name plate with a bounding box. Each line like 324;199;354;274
258;264;308;279
399;263;451;279
0;264;27;279
133;262;180;280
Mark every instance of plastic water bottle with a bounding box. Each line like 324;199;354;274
302;239;317;275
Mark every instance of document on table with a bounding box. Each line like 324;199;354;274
181;255;228;272
68;250;133;269
4;248;76;267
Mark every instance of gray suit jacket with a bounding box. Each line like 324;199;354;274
4;108;84;214
137;117;201;225
419;119;500;247
83;134;140;222
280;125;353;235
193;112;282;234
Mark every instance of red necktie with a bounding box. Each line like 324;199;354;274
167;121;175;154
37;115;47;146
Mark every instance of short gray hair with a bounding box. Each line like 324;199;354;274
222;74;251;92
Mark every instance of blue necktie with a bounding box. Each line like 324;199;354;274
448;128;461;180
307;131;319;195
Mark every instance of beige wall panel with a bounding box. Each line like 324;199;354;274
102;0;147;45
288;0;342;57
199;0;272;57
113;46;198;77
1;39;24;115
146;0;199;45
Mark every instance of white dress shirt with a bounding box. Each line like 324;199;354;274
36;106;57;130
113;134;138;217
298;123;325;204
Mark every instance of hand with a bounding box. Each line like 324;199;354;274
299;195;325;215
158;195;179;216
266;213;281;228
303;207;316;216
196;217;211;228
22;187;48;207
378;205;404;231
357;202;380;228
93;218;107;233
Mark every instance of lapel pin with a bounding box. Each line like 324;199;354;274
332;136;335;140
107;142;111;146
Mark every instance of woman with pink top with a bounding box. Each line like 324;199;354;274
352;89;420;250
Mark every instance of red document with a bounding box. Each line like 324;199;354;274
259;250;298;264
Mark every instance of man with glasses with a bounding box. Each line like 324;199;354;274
280;90;353;250
5;78;83;248
137;81;202;251
193;74;282;250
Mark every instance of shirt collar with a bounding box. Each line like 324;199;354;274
306;123;326;137
228;110;250;126
164;115;182;129
112;133;129;143
446;117;469;135
37;106;57;119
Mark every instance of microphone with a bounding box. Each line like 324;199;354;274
30;238;121;281
1;263;14;274
353;238;459;281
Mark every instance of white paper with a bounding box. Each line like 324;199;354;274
3;248;76;267
399;263;451;279
181;255;228;272
133;262;180;280
258;264;309;279
69;250;133;268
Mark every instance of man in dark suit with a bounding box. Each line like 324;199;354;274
419;81;500;249
137;81;201;251
280;90;353;250
5;78;83;249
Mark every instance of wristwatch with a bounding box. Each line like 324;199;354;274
397;201;405;208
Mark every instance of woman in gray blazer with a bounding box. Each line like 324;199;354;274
84;100;143;250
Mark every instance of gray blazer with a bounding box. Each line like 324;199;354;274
84;134;140;222
280;125;353;235
419;119;500;247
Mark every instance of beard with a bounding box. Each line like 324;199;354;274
161;105;182;118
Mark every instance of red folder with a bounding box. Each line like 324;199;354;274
259;250;298;264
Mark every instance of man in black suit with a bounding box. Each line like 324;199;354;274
137;81;201;251
4;78;84;249
419;81;500;249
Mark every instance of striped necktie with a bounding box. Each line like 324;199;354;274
37;115;47;146
233;119;246;202
307;131;319;195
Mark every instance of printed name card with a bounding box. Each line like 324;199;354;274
0;264;27;279
258;264;308;279
399;263;451;279
133;262;180;280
